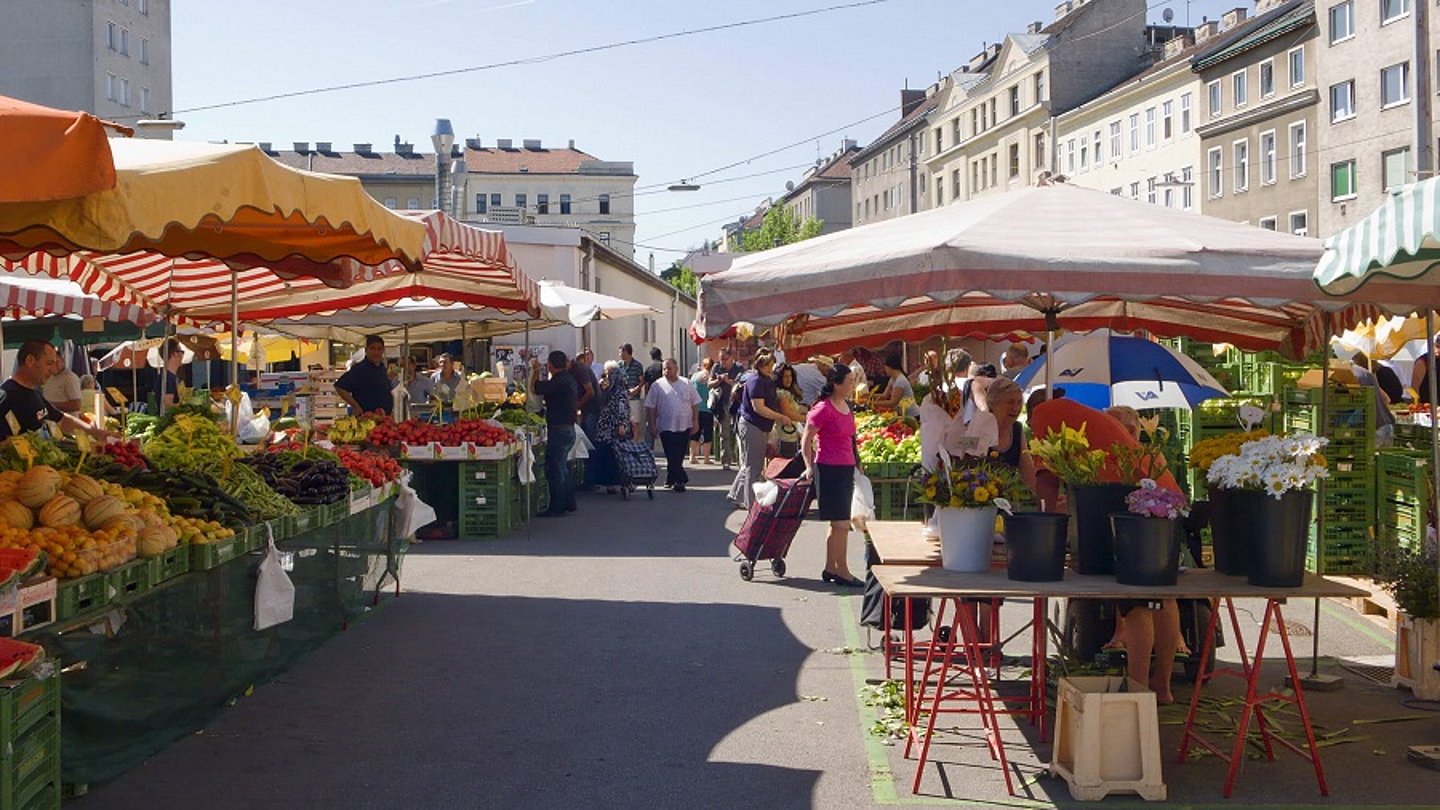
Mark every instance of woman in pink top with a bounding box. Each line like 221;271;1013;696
800;364;862;587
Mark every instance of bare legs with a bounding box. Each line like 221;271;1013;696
1120;600;1185;704
824;519;857;580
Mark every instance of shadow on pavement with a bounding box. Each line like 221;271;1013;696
81;591;823;809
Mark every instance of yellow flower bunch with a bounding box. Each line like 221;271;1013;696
1187;429;1270;472
914;461;1023;509
1028;422;1109;485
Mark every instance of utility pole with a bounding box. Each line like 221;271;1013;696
1416;0;1434;178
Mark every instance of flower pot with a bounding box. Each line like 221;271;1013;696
1110;514;1182;586
1232;489;1312;587
1068;483;1132;575
1003;511;1069;582
1206;486;1247;576
937;506;997;572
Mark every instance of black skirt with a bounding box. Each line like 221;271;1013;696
815;463;855;521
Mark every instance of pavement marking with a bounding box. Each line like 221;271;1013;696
1320;597;1396;648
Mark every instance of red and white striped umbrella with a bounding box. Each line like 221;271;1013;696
0;273;153;325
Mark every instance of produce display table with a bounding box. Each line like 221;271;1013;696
25;496;404;789
871;563;1366;799
402;448;544;539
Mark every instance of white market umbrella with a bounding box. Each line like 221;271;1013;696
1014;331;1230;410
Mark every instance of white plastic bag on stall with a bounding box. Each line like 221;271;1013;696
254;526;295;631
851;471;876;523
394;480;438;539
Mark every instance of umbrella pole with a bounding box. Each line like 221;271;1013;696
1306;314;1334;685
1428;311;1440;596
403;324;411;421
230;271;240;436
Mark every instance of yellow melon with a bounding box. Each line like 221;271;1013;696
63;474;105;505
16;466;62;509
82;495;126;531
38;495;81;529
0;499;34;530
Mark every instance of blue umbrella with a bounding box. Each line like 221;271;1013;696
1014;332;1230;410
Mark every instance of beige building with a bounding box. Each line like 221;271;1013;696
850;88;942;225
778;141;861;236
1195;1;1320;235
1055;34;1205;211
0;0;173;137
925;0;1153;205
1312;0;1425;236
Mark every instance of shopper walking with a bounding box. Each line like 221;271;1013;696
591;362;631;493
618;344;645;439
727;350;792;509
570;350;600;490
531;351;579;517
800;364;863;587
690;357;715;465
709;348;745;471
646;358;701;492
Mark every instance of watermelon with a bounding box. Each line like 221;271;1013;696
0;547;45;579
0;638;43;679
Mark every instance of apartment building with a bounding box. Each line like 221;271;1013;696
850;88;941;225
1195;1;1320;235
0;0;172;137
1313;0;1424;236
1055;33;1205;211
778;141;861;237
925;0;1152;205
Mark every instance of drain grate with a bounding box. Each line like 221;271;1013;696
1268;617;1313;637
1338;661;1394;685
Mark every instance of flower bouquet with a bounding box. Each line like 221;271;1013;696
1206;433;1328;498
1205;433;1327;586
916;459;1024;572
1027;423;1108;485
1111;479;1189;586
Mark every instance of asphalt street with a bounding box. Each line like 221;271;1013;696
82;465;1440;809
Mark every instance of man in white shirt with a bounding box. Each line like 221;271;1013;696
43;354;83;414
792;354;833;406
645;358;701;492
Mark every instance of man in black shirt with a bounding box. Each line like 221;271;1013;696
0;340;112;442
531;350;579;517
641;347;664;444
570;350;599;491
334;335;394;416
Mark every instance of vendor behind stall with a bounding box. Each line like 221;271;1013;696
155;339;184;412
334;335;393;416
43;351;83;415
0;340;112;442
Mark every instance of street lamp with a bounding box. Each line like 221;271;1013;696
667;179;700;192
431;118;455;215
450;157;468;219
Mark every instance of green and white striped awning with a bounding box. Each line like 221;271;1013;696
1315;178;1440;296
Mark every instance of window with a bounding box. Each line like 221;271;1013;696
106;21;117;51
1208;147;1224;197
1232;70;1248;108
1034;71;1045;103
934;127;943;153
1128;113;1140;153
1093;130;1102;165
955;168;964;198
1156;102;1171;142
119;28;128;56
105;73;116;102
515;193;527;209
489;193;501;209
406;197;421;209
1181;166;1194;210
1162;177;1174;209
599;194;610;214
1330;1;1354;43
383;197;397;209
139;0;148;14
1009;85;1021;116
1260;131;1277;184
1331;159;1357;199
139;87;149;113
1382;0;1410;24
1066;139;1076;173
1009;143;1020;178
857;201;864;221
1034;132;1046;169
598;232;611;246
1208;80;1222;118
1079;140;1089;171
475;194;488;214
990;155;998;187
1147;177;1157;205
957;117;966;143
1290;211;1309;236
1381;62;1410;107
1288;122;1307;178
935;180;943;206
139;38;148;65
1110;188;1123;196
536;193;549;214
117;77;129;106
1260;60;1275;98
1129;181;1140;199
1108;121;1121;159
1144;107;1156;147
1289;46;1305;87
1330;80;1356;121
1234;139;1249;191
1383;147;1411;190
1180;93;1193;132
1259;216;1278;231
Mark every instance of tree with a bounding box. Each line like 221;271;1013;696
662;262;698;297
740;206;824;252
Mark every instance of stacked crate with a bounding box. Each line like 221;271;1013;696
1173;395;1274;498
1283;387;1376;574
0;669;60;809
457;457;520;539
1376;448;1430;555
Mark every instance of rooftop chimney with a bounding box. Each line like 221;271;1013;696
257;142;272;153
315;141;333;154
497;138;514;150
1054;2;1071;20
1221;7;1247;29
353;142;372;155
396;142;414;156
523;139;542;150
568;139;576;149
968;46;991;72
293;142;309;154
900;88;926;116
1162;32;1194;60
465;137;482;149
1027;20;1043;34
1194;19;1220;43
1255;0;1287;12
451;144;463;157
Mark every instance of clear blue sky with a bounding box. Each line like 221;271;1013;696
173;0;1246;264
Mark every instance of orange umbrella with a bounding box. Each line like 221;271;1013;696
0;94;131;203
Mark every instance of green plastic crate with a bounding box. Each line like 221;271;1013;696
0;720;59;810
1283;387;1373;408
104;558;152;601
55;574;108;621
146;545;191;584
189;535;249;571
0;671;58;745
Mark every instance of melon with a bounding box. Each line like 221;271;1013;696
39;495;81;529
15;466;62;509
0;637;44;679
137;526;178;558
63;474;105;505
83;496;126;531
0;500;33;530
0;548;44;579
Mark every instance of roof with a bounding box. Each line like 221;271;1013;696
851;94;942;162
583;233;696;305
265;144;617;178
1057;36;1210;119
1009;33;1049;54
782;145;860;203
463;145;608;175
1193;0;1314;72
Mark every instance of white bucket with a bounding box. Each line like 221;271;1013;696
937;506;997;572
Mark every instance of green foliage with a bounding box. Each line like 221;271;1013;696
664;264;698;297
1376;545;1440;619
740;206;825;252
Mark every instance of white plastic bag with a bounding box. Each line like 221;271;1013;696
851;471;876;522
238;411;270;445
569;426;593;460
254;527;295;631
395;480;438;539
753;480;779;508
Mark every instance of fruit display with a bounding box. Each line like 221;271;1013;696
0;637;44;679
366;417;512;448
112;468;255;527
96;439;150;469
0;436;71;476
123;413;158;440
493;407;544;429
0;467;138;577
327;414;381;444
143;414;241;468
240;454;351;505
335;447;403;488
856;413;921;466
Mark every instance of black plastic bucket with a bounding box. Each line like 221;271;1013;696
1238;489;1312;587
1068;483;1132;575
1003;512;1069;582
1110;514;1182;586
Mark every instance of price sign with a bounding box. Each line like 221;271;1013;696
106;387;128;406
226;385;242;405
73;430;93;473
11;436;35;469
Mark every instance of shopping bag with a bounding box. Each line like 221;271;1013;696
254;527;295;631
395;480;438;539
569;425;593;460
517;430;537;485
753;480;779;508
852;471;876;523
